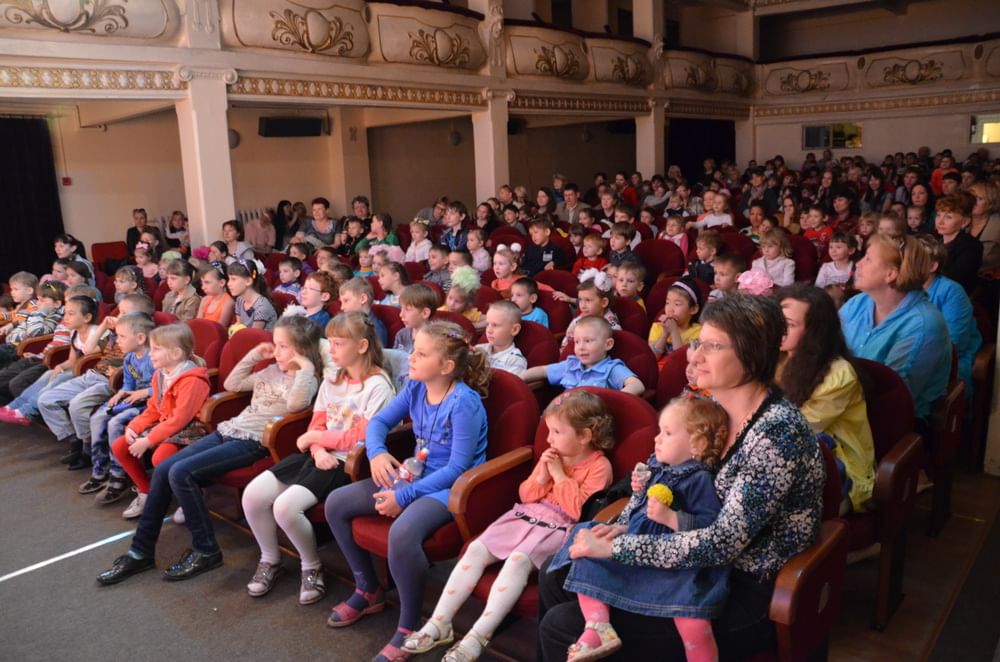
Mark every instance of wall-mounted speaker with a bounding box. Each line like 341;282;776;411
258;116;326;137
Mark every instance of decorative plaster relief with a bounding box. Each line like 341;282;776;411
368;7;485;70
230;75;486;108
221;0;368;58
505;26;588;81
865;51;965;87
509;92;647;114
764;62;849;95
586;38;650;87
716;60;753;96
0;65;184;91
0;0;177;39
663;53;715;92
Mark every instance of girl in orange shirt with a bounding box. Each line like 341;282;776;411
197;262;234;328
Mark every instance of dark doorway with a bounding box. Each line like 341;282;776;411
667;118;735;186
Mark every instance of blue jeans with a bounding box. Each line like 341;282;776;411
130;432;268;558
8;369;75;417
89;405;141;481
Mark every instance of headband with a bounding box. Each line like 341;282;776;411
578;268;613;293
237;257;265;281
671;280;699;305
496;242;522;254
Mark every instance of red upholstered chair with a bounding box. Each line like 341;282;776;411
367;275;385;302
348;369;540;565
514;320;559;369
718;232;758;265
487;226;525;250
479;268;497;288
431;310;477;337
548;232;575;265
404;262;427;283
15;334;54;358
270;291;297;316
684;227;699;260
263;252;286;287
186;319;227;370
469;387;658;618
204;327;272;397
395;224;412;251
326;300;342;317
536;291;572;339
926;379;966;537
152;281;170;311
535;270;578;297
610;296;649;338
633;239;686;285
97;302;113;323
371;304;403;347
788;234;820;283
91;241;128;274
846;359;924;630
96;272;116;303
644;276;680;327
475;286;501;315
417;280;445;303
560;330;658;397
143;277;159;298
152;311;178;326
655;343;691;408
634;222;654;242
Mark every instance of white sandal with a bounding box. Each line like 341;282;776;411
566;621;622;662
402;622;455;654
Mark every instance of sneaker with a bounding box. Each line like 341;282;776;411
171;507;185;525
247;562;284;597
122;492;147;519
299;568;326;605
5;409;31;426
78;476;108;495
97;480;132;505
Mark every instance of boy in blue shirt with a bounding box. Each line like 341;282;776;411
511;277;549;328
520;316;643;395
300;271;335;330
272;257;304;301
340;277;388;347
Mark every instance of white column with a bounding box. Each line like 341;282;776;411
472;92;511;203
326;107;372;218
636;100;665;178
174;67;237;248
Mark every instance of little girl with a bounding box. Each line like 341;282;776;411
405;220;433;263
553;396;730;662
315;246;338;275
197;262;235;328
692;193;733;229
65;262;96;298
467;228;492;273
323;321;490;661
856;212;877;254
441;266;484;328
572;235;609;277
560;270;621;350
228;260;277;334
377;262;409;307
659;215;690;257
207;241;230;265
113;266;144;304
355;247;375;278
751;230;795;288
404;390;615;661
162;260;201;322
110;324;212;519
814;232;857;289
242;312;395;604
490;244;523;293
134;246;160;281
648;278;702;366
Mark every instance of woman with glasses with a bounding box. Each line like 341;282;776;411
536;295;824;661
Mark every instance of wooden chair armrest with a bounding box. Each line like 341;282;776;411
197;390;252;429
448;447;535;540
872;432;923;542
972;343;994;382
346;424;416;483
73;351;104;376
593;497;630;525
205;367;220;392
43;345;70;369
108;367;124;391
261;409;313;462
16;334;52;357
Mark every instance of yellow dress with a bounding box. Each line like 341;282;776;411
648;322;701;365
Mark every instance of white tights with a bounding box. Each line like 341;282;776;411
241;471;321;570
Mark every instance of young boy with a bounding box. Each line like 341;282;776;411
273;257;304;300
0;271;40;329
502;204;527;235
803;204;833;258
395;283;439;353
606;222;637;274
614;261;646;310
301;271;336;330
687;230;721;285
520;316;643;395
80;312;155;500
354;246;375;278
0;280;65;368
608;206;642;249
708;253;746;301
510;277;549;328
877;211;906;239
572;233;609;277
288;243;315;275
475;301;527;375
448;249;474;274
440;201;470;252
523;217;570;276
424;245;452;291
935;192;982;292
339;277;388;347
336;217;366;257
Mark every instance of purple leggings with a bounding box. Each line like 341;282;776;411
325;478;452;632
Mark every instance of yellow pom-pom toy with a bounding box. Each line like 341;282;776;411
646;484;674;507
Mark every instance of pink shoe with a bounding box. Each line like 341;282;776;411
326;587;385;628
6;409;31;426
0;406;11;422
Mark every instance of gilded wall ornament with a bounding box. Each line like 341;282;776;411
408;28;470;67
611;54;646;85
778;69;830;93
684;62;717;91
269;8;354;54
535;45;579;78
1;0;128;34
882;59;942;85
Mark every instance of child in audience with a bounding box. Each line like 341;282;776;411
161;260;201;322
577;208;600;233
568;224;587;257
228;260;277;334
752;230;796;287
65;262;96;299
490;244;523;293
475;301;527;375
648;277;702;366
687;230;720;285
0;280;64;368
355;246;375;278
273;257;304;300
856;212;878;254
606;223;636;272
556;396;729;662
134;246;160;281
609;207;642;250
110;323;212;519
336;217;367;257
803;204;833;258
521;316;643;395
377;262;409;307
424;245;453;292
41;258;70;286
708;253;746;301
467;228;492;273
357;212;399;254
440;202;470;252
447;249;474;275
197;262;235;328
0;271;39;329
877;211;906;239
207;241;230;265
501;204;527;235
440;266;484;328
906;206;927;234
572;234;609;277
524;217;571;275
369;245;403;275
405;220;433;263
339;277;388;347
560;270;621;349
614;262;646;310
78;312;155;498
329;263;355;293
659;215;690;257
166;211;190;254
691;192;733;229
243;311;392;604
395;283;438;353
815;232;857;289
113;266;144;303
322;321;490;661
510;277;549;328
404;390;614;660
300;271;336;330
288;242;316;275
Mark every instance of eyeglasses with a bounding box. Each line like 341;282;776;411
689;339;731;354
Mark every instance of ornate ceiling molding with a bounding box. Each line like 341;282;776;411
755;88;1000;118
0;65;184;91
229;75;486;108
666;98;750;119
509;92;648;114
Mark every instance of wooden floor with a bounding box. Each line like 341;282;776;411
829;470;1000;661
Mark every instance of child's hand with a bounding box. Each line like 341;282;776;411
49;366;64;379
592;524;628;540
255;342;276;360
569;528;613;560
535;454;552;484
630;470;647;493
102;316;118;330
124;391;146;404
373;490;402;518
125;427;138;444
544;449;567;482
663;317;679;334
296;430;323;452
128;436;151;458
370;452;401;489
311;447;339;471
107;391;125;407
289;353;314;374
544;262;555;271
645;499;675;527
552;291;575;303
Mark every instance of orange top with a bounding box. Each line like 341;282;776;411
200;293;233;324
518;450;613;520
127;364;211;446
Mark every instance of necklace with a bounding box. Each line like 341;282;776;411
418;381;455;451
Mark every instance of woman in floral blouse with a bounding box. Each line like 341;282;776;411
536;295;825;660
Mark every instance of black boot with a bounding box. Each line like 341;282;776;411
68;452;92;471
60;437;82;465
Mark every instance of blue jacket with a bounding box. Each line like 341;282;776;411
122;351;155;396
927;276;981;399
840;290;951;420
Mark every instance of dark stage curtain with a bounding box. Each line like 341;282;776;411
0;118;65;281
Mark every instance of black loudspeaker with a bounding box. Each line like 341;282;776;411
258;116;325;137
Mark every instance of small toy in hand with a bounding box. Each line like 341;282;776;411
633;461;651;485
646;483;674;507
106;401;136;416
